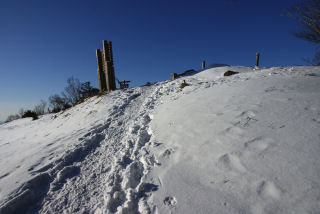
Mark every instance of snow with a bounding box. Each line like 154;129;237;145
0;66;319;213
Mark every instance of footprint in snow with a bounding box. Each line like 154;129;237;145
217;153;246;172
145;154;160;166
221;126;244;136
163;196;177;208
51;165;80;191
215;112;224;116
312;118;320;124
130;124;140;134
137;129;151;146
161;148;174;158
137;183;159;197
151;141;162;147
243;137;272;154
234;111;258;127
304;106;317;111
142;114;151;124
236;110;257;118
122;161;144;189
46;143;54;147
257;181;281;199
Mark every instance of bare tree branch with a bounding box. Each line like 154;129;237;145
287;0;320;64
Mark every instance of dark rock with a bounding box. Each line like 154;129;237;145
224;70;239;76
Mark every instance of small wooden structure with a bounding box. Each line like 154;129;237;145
118;80;130;89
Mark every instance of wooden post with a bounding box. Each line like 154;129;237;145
171;73;178;80
96;49;107;92
108;41;116;90
255;53;260;67
202;60;206;70
96;40;116;93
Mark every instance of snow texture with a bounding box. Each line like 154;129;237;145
0;66;319;214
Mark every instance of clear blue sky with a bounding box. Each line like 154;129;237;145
0;0;315;121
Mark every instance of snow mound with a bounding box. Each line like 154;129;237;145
0;66;319;213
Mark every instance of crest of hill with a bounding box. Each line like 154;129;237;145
0;65;319;213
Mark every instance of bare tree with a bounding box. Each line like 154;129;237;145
80;81;99;98
287;0;320;65
18;108;24;118
34;99;47;115
5;114;20;123
49;94;68;113
62;77;82;105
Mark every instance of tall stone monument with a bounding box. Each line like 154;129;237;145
96;40;116;93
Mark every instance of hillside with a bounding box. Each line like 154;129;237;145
0;66;319;214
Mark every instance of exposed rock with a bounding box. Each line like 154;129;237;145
224;70;239;76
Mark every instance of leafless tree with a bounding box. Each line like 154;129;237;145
62;77;82;105
5;114;20;123
49;94;68;113
34;99;47;115
287;0;320;65
18;108;24;118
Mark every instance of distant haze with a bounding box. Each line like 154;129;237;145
0;102;36;122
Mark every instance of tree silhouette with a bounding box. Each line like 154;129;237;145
21;110;38;120
49;94;69;113
287;0;320;65
62;77;82;105
80;82;99;98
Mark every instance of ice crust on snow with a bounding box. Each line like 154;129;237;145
0;66;319;213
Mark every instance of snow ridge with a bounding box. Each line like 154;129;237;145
3;67;283;214
1;66;320;214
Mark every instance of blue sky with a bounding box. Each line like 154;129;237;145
0;0;315;121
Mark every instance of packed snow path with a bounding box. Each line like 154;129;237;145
0;85;166;213
0;66;320;214
39;87;156;213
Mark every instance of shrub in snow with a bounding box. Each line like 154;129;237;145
179;80;190;89
22;110;38;120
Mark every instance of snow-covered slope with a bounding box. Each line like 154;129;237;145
0;66;319;214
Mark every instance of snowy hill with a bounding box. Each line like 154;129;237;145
0;66;319;214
